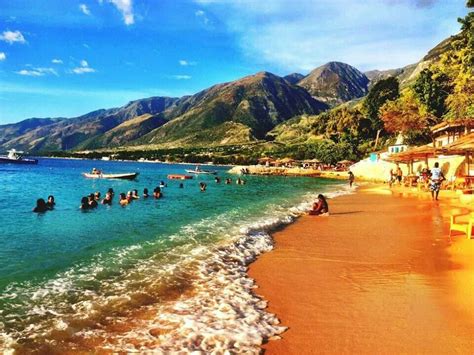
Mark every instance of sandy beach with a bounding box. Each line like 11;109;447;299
249;185;474;354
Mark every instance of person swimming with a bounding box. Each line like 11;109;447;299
199;182;207;192
46;195;55;210
236;178;245;185
94;191;101;201
159;180;167;188
88;194;98;208
132;189;140;199
309;194;329;216
153;187;162;199
119;193;129;206
143;188;149;198
225;178;232;184
80;196;90;210
179;183;184;188
33;198;49;213
215;177;221;183
102;192;113;206
107;188;115;197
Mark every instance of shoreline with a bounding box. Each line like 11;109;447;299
249;184;474;353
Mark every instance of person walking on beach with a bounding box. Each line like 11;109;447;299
429;162;445;201
348;171;355;188
396;165;403;185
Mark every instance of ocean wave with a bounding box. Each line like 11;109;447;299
0;184;352;353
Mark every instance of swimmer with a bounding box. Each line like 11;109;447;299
94;191;101;201
132;189;140;199
102;192;113;205
80;196;90;210
153;187;162;199
143;188;149;198
119;193;129;206
33;198;48;213
215;177;221;183
179;183;184;188
46;195;56;210
88;193;98;208
199;182;207;192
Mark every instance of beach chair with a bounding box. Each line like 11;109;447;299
449;211;474;239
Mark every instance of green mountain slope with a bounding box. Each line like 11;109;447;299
131;71;328;148
297;62;369;106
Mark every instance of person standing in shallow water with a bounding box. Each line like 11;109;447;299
429;162;445;201
348;171;355;188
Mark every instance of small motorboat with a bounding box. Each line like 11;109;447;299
185;167;217;175
0;149;38;165
82;172;139;180
168;174;194;180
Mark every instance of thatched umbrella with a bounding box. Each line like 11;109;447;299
437;132;474;176
383;145;437;174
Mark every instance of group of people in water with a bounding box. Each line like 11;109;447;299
32;195;56;213
33;176;248;212
79;184;166;210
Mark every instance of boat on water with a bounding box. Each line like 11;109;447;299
0;149;38;165
185;166;217;175
82;171;139;180
168;174;194;180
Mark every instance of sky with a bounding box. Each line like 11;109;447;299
0;0;469;124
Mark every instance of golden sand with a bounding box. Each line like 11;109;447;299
249;185;474;354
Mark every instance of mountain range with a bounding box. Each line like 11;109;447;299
0;36;454;153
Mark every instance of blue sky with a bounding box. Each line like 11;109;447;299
0;0;469;124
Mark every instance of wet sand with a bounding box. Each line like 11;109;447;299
249;185;474;354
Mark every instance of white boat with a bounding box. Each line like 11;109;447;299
185;168;217;175
82;172;139;180
0;149;38;165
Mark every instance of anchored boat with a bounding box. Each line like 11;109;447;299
0;149;38;165
82;171;139;180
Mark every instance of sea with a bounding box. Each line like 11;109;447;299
0;158;348;353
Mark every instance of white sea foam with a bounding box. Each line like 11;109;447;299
0;184;353;353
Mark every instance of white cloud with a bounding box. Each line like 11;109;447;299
16;67;58;77
79;4;91;15
0;30;26;44
0;52;6;61
195;9;210;25
195;0;464;72
51;58;63;64
171;75;192;80
179;59;197;66
72;67;96;74
102;0;134;25
71;59;96;74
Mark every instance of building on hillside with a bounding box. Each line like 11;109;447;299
387;133;408;154
431;121;474;147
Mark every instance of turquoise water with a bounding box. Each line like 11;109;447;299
0;158;346;352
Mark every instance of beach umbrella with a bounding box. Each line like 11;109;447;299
303;158;321;163
278;157;295;164
337;160;353;165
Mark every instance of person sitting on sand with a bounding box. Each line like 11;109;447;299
88;194;98;208
348;171;355;188
119;193;129;206
80;196;90;210
102;192;113;206
46;195;56;210
143;188;149;198
429;162;445;201
200;182;207;192
33;198;49;213
153;187;162;199
309;194;329;216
